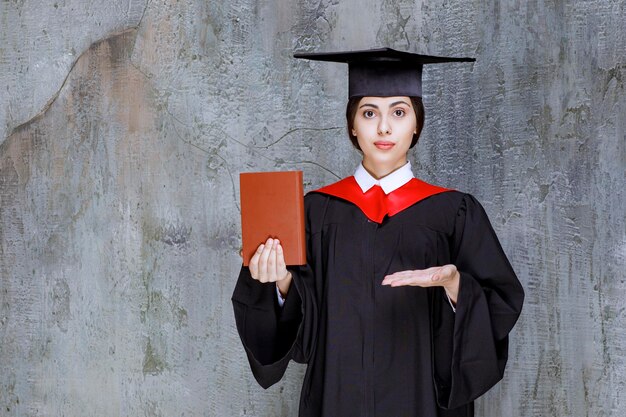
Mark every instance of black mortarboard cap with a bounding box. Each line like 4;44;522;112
294;47;475;98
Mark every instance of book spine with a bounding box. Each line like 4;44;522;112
295;171;306;264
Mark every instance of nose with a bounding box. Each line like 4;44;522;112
377;116;391;135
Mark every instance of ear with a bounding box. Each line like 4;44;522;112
352;130;357;136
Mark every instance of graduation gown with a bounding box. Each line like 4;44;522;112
232;177;524;417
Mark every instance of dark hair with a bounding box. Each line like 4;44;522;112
346;96;425;151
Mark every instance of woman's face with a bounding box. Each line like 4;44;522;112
352;96;417;177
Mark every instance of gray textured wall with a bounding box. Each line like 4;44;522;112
1;1;624;416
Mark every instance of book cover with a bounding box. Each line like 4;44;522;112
239;171;306;266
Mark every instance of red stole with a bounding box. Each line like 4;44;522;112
314;176;451;224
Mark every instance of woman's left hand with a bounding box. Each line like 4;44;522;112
381;264;460;304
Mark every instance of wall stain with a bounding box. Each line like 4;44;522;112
6;29;139;142
51;278;71;333
142;220;192;249
140;290;188;330
142;338;168;376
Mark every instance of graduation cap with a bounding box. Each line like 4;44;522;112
293;47;475;98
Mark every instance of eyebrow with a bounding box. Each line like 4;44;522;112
359;100;410;109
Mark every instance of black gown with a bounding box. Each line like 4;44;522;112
232;181;525;417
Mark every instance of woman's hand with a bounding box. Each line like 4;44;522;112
248;238;292;297
381;264;460;304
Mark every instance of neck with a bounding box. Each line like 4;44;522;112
362;159;407;180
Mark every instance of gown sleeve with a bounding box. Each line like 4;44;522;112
231;198;321;389
432;193;525;409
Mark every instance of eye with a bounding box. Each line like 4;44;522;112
363;110;376;119
393;109;406;117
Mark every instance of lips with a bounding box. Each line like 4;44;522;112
374;141;395;150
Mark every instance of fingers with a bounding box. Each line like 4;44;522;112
382;269;429;286
382;265;456;288
269;239;290;281
249;238;289;283
258;238;274;282
276;242;287;278
267;239;277;279
248;243;265;279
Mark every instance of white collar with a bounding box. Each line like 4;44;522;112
354;161;414;195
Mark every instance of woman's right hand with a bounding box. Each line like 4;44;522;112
249;237;292;297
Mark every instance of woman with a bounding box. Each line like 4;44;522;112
232;48;524;417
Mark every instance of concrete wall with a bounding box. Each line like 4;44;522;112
1;0;624;416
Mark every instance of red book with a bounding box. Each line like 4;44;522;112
239;171;306;266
